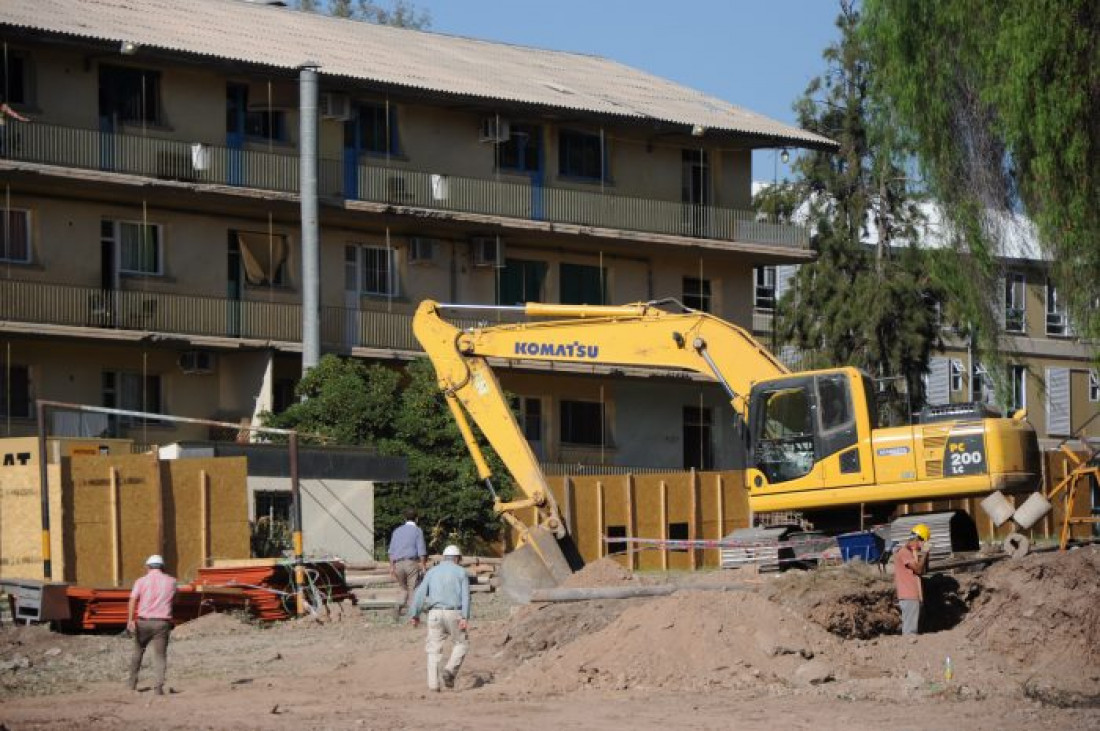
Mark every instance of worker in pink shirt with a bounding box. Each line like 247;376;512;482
126;554;177;694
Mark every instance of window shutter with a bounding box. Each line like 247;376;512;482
927;357;950;406
1045;367;1071;436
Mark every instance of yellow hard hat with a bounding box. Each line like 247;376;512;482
910;524;931;542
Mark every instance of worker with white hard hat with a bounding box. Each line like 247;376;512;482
408;544;471;692
894;524;930;635
126;554;177;695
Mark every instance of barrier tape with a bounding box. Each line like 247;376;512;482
601;535;850;565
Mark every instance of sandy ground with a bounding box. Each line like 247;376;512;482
1;547;1097;730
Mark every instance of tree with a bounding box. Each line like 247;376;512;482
291;0;432;29
862;0;1100;363
263;356;512;554
773;1;942;420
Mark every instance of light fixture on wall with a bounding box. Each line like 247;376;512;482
691;124;705;137
120;40;139;55
780;149;790;164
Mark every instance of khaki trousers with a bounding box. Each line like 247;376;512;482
129;619;172;690
393;559;423;618
425;608;468;690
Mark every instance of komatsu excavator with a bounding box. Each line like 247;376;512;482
412;299;1040;598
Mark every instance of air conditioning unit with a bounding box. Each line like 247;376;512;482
479;117;511;144
408;237;434;264
471;236;502;268
320;92;352;121
179;350;216;375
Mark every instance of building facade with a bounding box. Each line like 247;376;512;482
0;0;832;482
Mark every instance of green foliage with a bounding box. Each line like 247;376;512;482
773;1;942;414
262;356;511;554
291;0;432;29
862;0;1100;364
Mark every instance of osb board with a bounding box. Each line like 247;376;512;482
164;457;249;581
0;464;63;580
67;453;162;587
0;437;134;466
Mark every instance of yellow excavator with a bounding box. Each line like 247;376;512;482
413;299;1041;597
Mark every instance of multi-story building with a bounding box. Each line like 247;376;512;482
751;210;1098;449
0;0;833;478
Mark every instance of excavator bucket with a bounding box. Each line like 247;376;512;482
499;525;575;603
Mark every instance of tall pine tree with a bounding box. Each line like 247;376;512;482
774;1;941;422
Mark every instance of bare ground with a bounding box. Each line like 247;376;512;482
1;547;1098;730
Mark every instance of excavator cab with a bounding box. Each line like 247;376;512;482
746;368;874;499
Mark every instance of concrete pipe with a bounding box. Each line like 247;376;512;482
980;490;1015;528
1004;532;1031;558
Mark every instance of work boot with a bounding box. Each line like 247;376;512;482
441;669;455;689
154;686;165;696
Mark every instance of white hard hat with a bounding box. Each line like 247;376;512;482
145;554;165;567
442;545;462;557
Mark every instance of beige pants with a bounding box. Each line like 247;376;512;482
425;608;468;691
393;559;423;618
129;619;172;690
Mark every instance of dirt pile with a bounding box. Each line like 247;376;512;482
171;611;253;640
559;557;637;588
501;589;842;693
765;564;900;639
960;545;1100;704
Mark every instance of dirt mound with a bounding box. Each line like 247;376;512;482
765;564;901;639
172;611;253;640
498;600;630;661
501;590;842;692
561;557;637;588
961;545;1100;703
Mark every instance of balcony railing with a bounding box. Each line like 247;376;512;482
0;279;424;352
0;121;809;249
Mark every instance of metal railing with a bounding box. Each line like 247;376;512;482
0;278;420;352
1;121;808;248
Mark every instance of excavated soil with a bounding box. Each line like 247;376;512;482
1;549;1098;729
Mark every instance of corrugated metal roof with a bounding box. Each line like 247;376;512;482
0;0;836;149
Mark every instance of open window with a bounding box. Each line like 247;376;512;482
236;230;288;286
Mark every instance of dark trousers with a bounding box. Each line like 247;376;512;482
129;619;172;690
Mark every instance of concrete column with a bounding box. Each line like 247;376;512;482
299;63;321;375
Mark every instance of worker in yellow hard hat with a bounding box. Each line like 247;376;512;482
894;523;930;635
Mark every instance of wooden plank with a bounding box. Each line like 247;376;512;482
199;469;210;568
690;469;699;571
659;479;668;571
596;480;605;559
109;467;121;587
625;474;636;571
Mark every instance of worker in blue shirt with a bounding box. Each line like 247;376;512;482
408;544;470;692
388;509;427;621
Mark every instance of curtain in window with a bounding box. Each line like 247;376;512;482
238;231;288;286
1;210;29;261
120;222;159;273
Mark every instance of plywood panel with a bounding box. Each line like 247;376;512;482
165;457;249;581
0;464;63;580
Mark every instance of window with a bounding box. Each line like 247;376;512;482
254;490;293;524
497;123;541;172
560;399;605;446
102;371;162;426
497;259;547;306
560;262;607;305
682;277;712;313
754;266;776;310
1090;370;1099;403
1;209;30;263
558;129;604;181
1004;272;1026;332
817;375;852;431
272;378;297;414
511;396;544;458
1008;365;1027;413
682;405;714;470
99;65;160;124
235;230;288;286
226;84;287;142
752;385;815;484
2;54;27;105
949;359;964;393
359;245;397;296
972;363;991;403
104;220;163;275
0;364;32;419
350;102;399;155
1046;279;1072;336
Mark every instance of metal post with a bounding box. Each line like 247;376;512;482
289;431;306;615
35;401;51;580
299;63;321;375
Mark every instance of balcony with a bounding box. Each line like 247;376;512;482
0;121;809;249
0;279;423;352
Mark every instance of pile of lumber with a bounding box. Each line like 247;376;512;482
63;585;247;631
346;556;501;611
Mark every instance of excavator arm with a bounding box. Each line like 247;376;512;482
412;298;790;597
